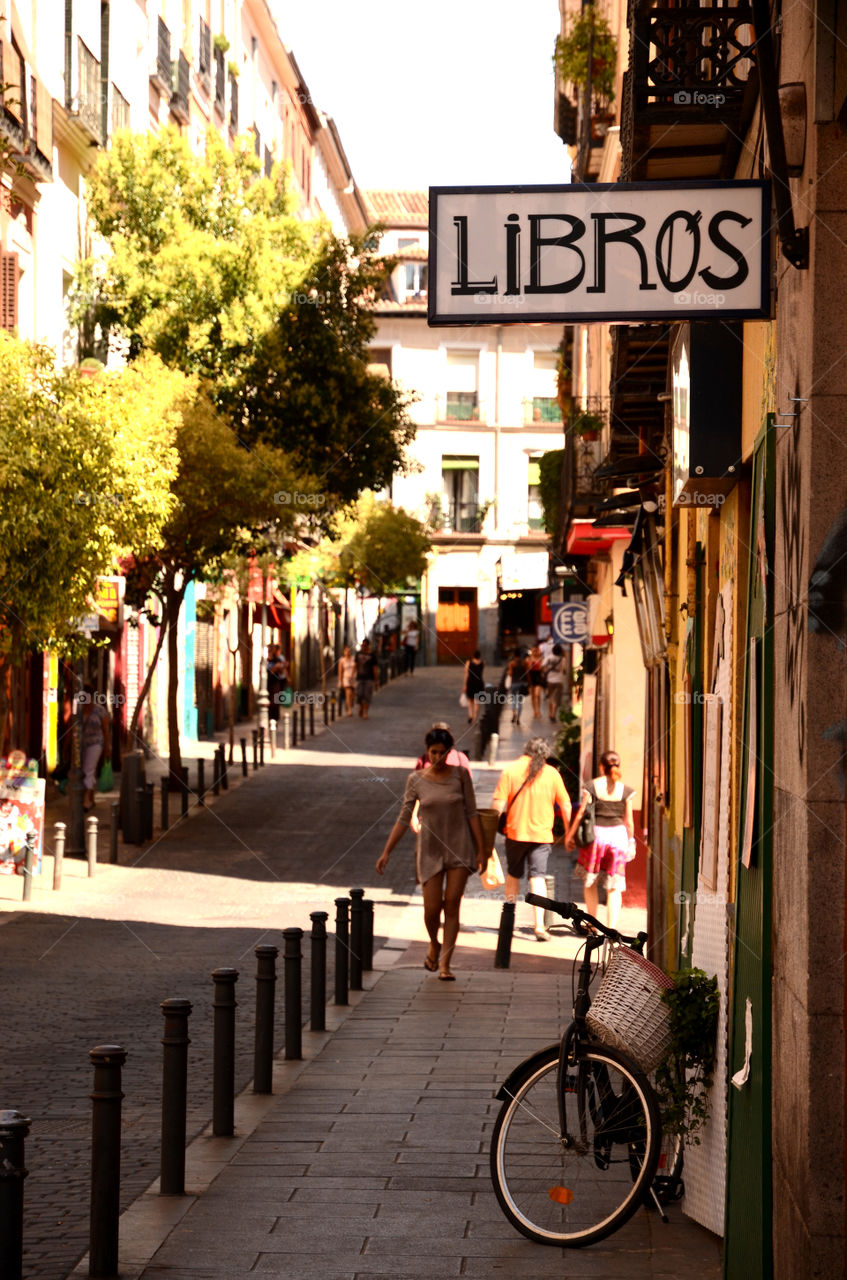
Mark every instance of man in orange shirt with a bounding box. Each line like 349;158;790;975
492;737;571;940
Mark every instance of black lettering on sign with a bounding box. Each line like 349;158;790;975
505;214;521;295
655;210;702;292
587;213;657;293
700;211;751;290
450;216;497;295
524;214;586;294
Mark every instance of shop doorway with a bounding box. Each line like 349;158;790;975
436;587;477;663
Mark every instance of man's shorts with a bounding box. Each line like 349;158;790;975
356;679;374;704
504;838;551;880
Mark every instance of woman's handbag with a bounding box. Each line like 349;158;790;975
576;793;595;847
480;848;506;890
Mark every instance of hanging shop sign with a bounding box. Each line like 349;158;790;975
551;602;590;646
428;182;770;325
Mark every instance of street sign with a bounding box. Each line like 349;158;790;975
428;182;770;325
551;602;591;645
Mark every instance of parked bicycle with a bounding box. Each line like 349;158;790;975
490;894;683;1247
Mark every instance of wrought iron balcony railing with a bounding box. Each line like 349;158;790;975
630;4;755;111
170;49;190;123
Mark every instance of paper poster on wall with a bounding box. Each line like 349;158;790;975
0;764;45;877
741;638;758;869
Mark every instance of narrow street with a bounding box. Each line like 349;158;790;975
2;667;597;1279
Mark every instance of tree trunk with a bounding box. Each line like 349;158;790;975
127;598;169;748
165;578;189;782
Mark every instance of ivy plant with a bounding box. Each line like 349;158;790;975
655;967;720;1145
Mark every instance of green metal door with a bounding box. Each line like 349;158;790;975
724;422;774;1277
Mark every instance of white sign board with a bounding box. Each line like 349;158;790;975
428;182;770;325
499;551;549;590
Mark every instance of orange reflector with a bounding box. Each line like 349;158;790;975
548;1186;574;1205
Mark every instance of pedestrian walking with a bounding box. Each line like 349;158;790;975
355;639;379;719
566;750;635;931
414;722;470;772
266;644;289;720
80;684;111;812
337;644;356;717
506;648;530;725
462;650;485;724
402;620;420;675
376;726;486;979
543;643;566;723
527;642;545;719
492;737;571;941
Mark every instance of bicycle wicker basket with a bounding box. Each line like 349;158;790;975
585;945;674;1075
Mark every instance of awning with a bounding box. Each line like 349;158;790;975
566;521;632;557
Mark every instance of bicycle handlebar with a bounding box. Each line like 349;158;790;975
524;894;647;950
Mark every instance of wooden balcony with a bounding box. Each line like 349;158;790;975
621;3;758;181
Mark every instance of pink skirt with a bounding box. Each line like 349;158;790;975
575;823;631;891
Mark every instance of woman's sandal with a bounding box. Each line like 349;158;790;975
424;944;441;972
438;971;456;981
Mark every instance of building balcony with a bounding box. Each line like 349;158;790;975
432;501;489;535
621;3;757;181
436;393;484;424
524;397;563;426
214;47;225;115
69;38;102;144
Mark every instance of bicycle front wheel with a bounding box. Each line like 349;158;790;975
490;1042;661;1247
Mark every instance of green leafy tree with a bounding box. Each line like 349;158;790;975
124;387;309;776
287;495;430;597
231;234;417;506
74;127;313;393
0;339;179;745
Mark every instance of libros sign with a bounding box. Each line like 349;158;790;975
428;182;770;325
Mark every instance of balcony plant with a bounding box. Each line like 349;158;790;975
553;5;617;105
571;409;605;441
655;967;720;1144
213;34;230;54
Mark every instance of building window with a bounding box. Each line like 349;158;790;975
111;84;129;135
1;252;19;332
527;458;544;530
198;17;211;90
404;261;427;299
214;45;225;113
441;456;482;533
444;351;478;421
77;38;102;141
229;72;238;131
528;351;561;423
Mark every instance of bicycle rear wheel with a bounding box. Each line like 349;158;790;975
490;1042;661;1246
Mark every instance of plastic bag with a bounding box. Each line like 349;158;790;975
480;849;506;890
459;692;469;708
98;760;114;792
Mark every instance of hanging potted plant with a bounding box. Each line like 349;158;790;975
571;409;605;442
553;5;617;106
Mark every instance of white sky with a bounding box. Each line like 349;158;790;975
271;0;570;192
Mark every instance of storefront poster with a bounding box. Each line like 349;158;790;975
0;775;46;876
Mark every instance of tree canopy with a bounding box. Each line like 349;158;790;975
231;234;416;507
287;494;430;597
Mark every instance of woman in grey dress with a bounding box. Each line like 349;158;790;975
376;727;486;980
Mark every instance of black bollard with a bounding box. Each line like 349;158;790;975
291;708;298;747
85;815;98;878
334;897;349;1006
109;803;119;864
330;693;336;723
309;912;328;1032
252;729;258;772
197;759;206;806
253;945;278;1095
219;744;229;791
283;927;303;1061
362;899;374;972
299;701;306;742
180;767;189;818
135;786;145;843
323;695;328;727
0;1109;30;1280
212;750;220;797
259;726;265;766
309;701;315;736
160;776;169;831
494;901;516;969
349;888;364;991
53;821;66;890
88;1044;127;1278
240;737;248;778
145;782;155;838
211;968;238;1137
160;999;191;1196
22;831;35;902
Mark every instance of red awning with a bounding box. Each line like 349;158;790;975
566;521;632;557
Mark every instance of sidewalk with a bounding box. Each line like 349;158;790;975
71;900;722;1278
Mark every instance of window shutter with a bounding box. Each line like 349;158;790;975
2;37;23;122
35;79;53;158
1;253;19;331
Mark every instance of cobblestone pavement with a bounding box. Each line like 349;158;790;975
1;666;534;1280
